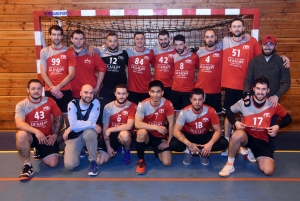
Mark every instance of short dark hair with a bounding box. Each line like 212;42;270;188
204;29;216;36
115;84;128;92
230;18;244;27
106;32;118;39
149;80;164;91
71;29;85;38
254;76;270;88
190;88;205;98
48;25;63;35
134;31;145;38
27;79;42;88
158;30;169;38
173;34;185;43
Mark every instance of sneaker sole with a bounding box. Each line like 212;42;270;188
88;172;98;176
33;158;41;161
136;171;145;175
219;168;235;177
183;161;191;165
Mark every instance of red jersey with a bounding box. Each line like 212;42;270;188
71;47;107;98
136;98;174;138
102;100;137;132
15;97;62;136
40;46;76;91
231;96;287;142
172;51;199;92
221;37;261;90
176;104;219;135
152;45;176;88
126;47;154;93
195;44;223;94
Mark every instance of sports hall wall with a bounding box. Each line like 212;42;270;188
0;0;299;131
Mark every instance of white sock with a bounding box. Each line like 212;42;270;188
228;157;235;165
183;147;190;153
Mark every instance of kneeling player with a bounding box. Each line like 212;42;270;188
97;84;136;165
135;80;175;174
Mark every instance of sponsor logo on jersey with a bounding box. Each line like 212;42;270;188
118;56;124;60
84;58;91;64
43;106;50;111
243;45;250;49
144;56;149;60
122;111;128;115
60;55;67;59
185;59;192;64
213;53;220;57
202;118;209;122
263;113;270;117
159;109;165;113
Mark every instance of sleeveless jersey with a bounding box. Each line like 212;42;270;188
126;47;154;93
152;45;176;88
195;43;223;93
15;97;62;136
176;104;219;135
136;98;174;138
103;100;137;132
221;37;261;90
172;51;199;92
231;96;287;142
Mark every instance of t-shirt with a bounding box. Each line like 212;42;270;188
71;47;107;98
15;97;62;136
103;100;137;132
221;37;261;90
40;45;76;91
230;96;287;142
176;104;219;135
172;51;199;92
195;44;223;94
136;98;174;138
126;47;154;93
152;45;176;88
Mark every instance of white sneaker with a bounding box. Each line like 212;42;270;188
239;147;248;155
221;149;228;156
246;148;256;162
219;163;235;177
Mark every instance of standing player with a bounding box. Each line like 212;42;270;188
15;79;64;180
219;76;292;177
172;34;199;115
135;80;175;175
170;88;228;165
70;29;106;99
97;84;136;165
126;32;154;104
195;29;223;115
40;25;76;121
152;30;176;101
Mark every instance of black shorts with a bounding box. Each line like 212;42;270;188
223;88;243;112
171;90;190;111
98;131;132;152
128;91;149;105
31;134;59;159
45;89;73;113
244;132;273;159
163;87;173;102
205;93;222;114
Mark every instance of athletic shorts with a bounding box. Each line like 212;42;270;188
223;88;243;112
244;131;273;159
45;89;73;113
171;90;190;111
205;93;222;114
31;134;59;159
163;87;173;102
98;131;132;153
128;90;149;105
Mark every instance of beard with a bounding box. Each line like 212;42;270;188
176;48;185;54
159;42;169;49
233;32;243;37
192;105;202;112
73;44;83;49
204;40;215;48
29;94;41;101
82;97;93;104
262;48;275;56
254;94;266;101
107;46;118;52
116;99;126;105
52;40;61;46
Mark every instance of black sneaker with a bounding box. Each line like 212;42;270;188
19;164;34;181
33;148;41;161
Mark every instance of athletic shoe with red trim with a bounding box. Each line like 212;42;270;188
136;159;146;175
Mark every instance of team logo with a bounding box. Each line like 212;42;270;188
84;58;91;64
168;54;174;58
118;56;124;60
60;55;66;59
43;106;50;111
144;56;149;60
213;53;220;57
122;111;128;115
263;113;270;117
202;118;209;122
185;59;192;64
243;45;250;49
159;109;165;113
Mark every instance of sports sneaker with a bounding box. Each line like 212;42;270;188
183;152;192;165
122;150;131;165
19;164;34;181
33;148;41;161
136;159;146;175
219;163;235;177
88;161;98;176
221;149;228;157
245;148;256;162
116;146;123;154
199;154;209;165
80;148;86;158
239;147;248;155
